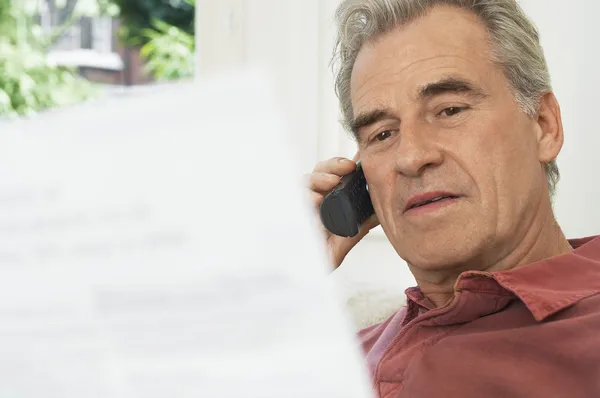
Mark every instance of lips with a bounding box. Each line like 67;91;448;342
404;191;460;212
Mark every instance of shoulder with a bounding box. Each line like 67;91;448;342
358;306;408;354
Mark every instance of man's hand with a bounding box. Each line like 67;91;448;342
306;157;379;269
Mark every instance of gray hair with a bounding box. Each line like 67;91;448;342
332;0;559;197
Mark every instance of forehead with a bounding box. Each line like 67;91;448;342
350;5;497;110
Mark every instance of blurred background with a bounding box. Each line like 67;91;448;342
0;0;195;118
1;0;599;300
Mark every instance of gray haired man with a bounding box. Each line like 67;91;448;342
307;1;600;397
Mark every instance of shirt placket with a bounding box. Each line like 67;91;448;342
374;295;463;397
374;277;514;398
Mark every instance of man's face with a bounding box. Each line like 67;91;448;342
351;6;552;273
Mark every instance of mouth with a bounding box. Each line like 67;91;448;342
404;192;461;214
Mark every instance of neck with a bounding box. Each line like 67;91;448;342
410;202;573;308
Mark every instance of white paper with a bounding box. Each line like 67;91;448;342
0;68;374;397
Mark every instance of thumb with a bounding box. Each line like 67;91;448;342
332;214;380;261
362;213;380;231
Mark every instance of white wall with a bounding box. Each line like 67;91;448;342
196;1;600;296
516;1;600;239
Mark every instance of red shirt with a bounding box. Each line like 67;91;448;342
359;235;600;398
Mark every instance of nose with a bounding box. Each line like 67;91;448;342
393;125;443;177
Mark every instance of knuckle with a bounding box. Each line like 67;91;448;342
313;160;327;172
314;157;340;172
311;191;324;204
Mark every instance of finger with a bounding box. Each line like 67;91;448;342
307;172;341;193
313;157;357;176
308;190;325;208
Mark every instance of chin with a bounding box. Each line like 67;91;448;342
392;231;485;272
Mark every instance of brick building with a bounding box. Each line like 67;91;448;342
43;12;153;86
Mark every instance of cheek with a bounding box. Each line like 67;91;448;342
498;130;544;209
488;117;540;185
471;119;542;223
362;157;396;215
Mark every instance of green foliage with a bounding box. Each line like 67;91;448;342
111;0;194;47
99;0;196;81
0;0;99;118
0;42;98;118
139;18;194;81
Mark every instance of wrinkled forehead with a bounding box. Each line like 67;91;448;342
350;6;495;110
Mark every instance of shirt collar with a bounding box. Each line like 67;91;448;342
405;235;600;322
488;235;600;321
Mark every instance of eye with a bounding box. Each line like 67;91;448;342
374;130;393;141
439;106;467;117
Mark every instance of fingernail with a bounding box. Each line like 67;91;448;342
338;158;351;164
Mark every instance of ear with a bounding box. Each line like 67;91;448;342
535;92;564;164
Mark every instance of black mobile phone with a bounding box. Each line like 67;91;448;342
319;161;375;238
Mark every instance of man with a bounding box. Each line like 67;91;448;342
307;0;600;397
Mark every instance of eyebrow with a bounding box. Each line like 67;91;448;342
417;76;487;101
349;76;487;140
349;108;397;141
